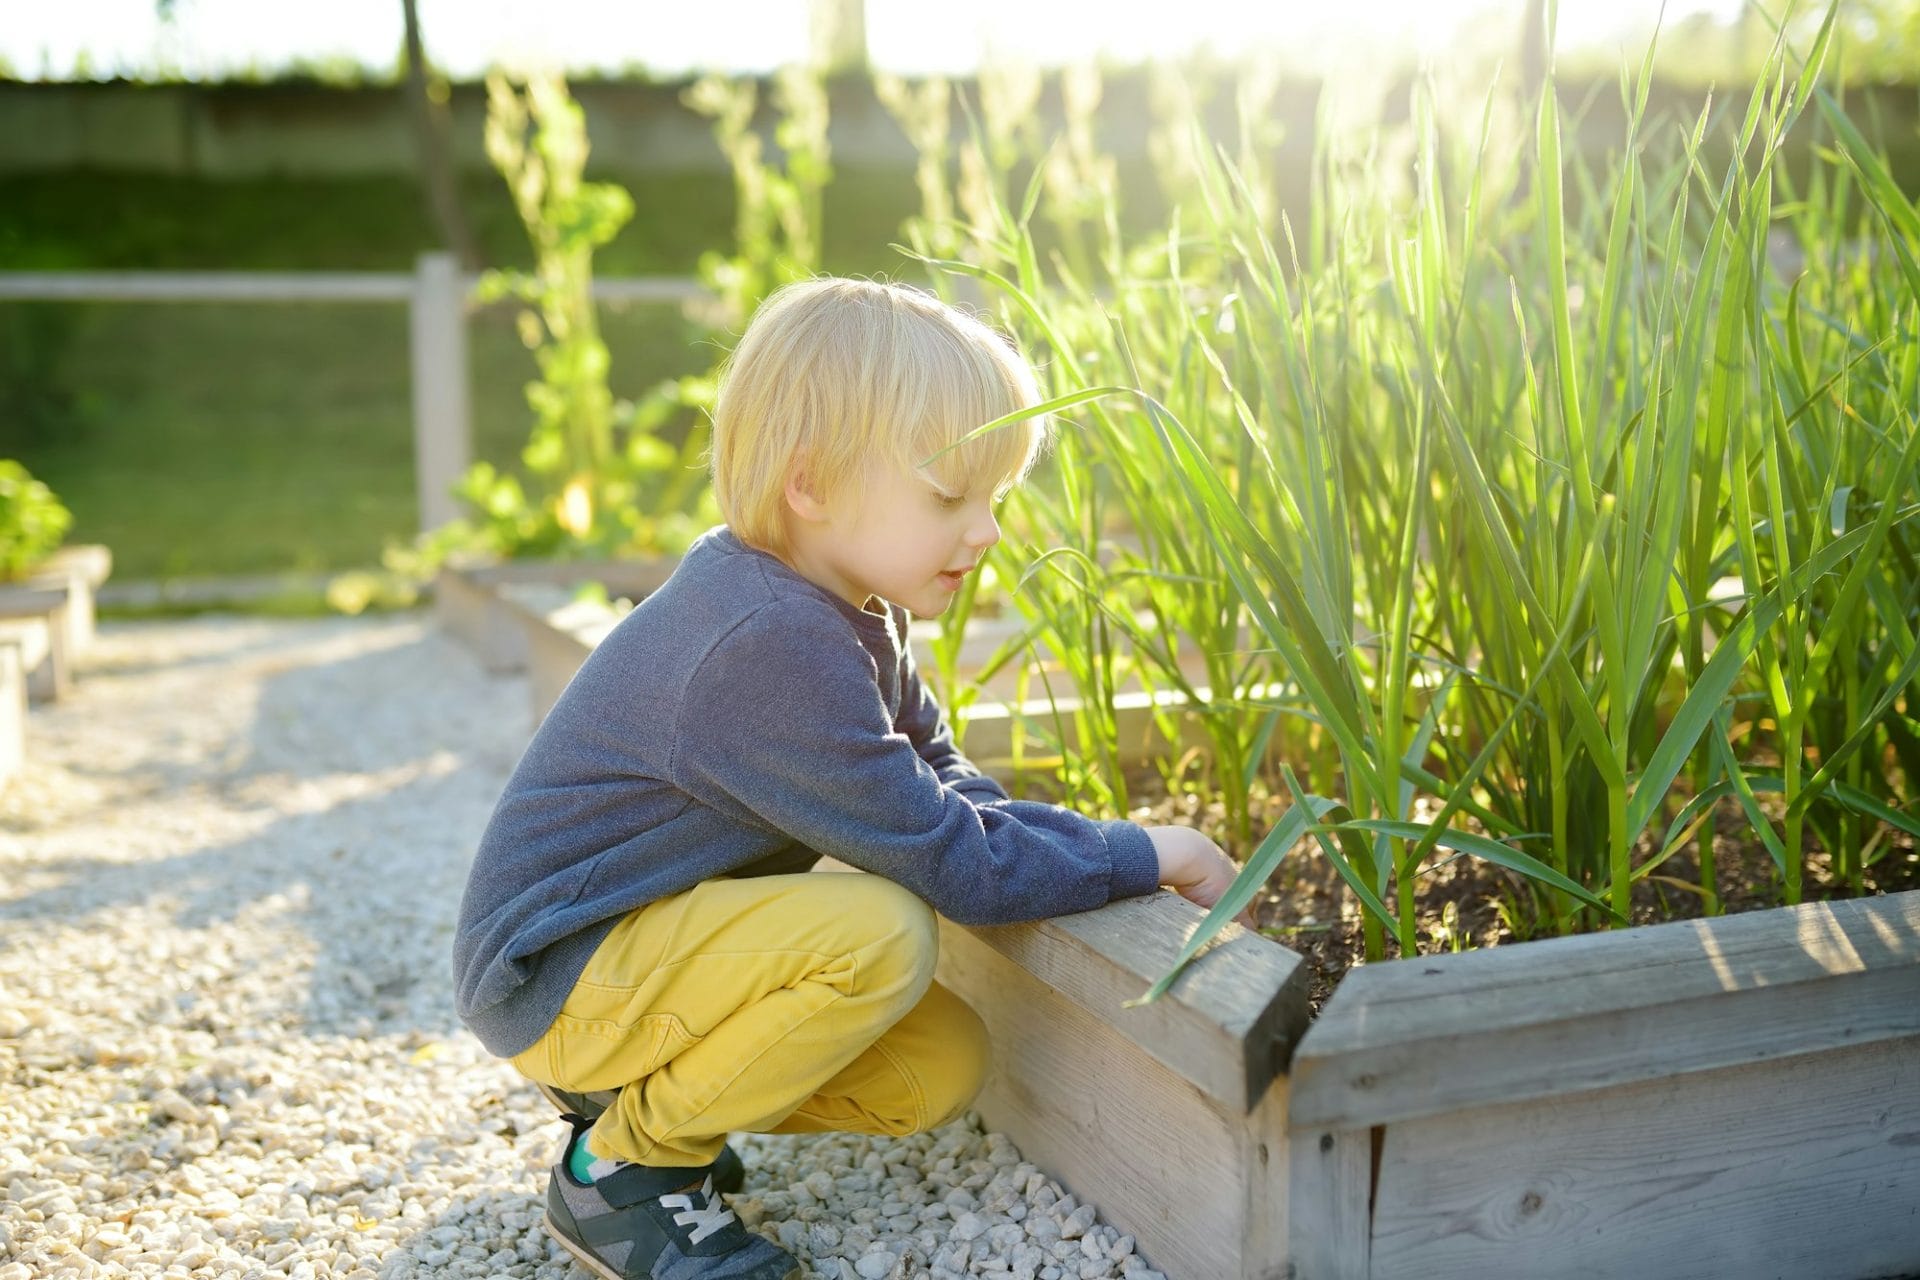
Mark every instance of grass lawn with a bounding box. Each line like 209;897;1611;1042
0;167;924;579
3;299;716;578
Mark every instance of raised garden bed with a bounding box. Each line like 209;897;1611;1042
456;566;1920;1279
0;640;23;781
931;890;1304;1280
447;559;1245;769
925;871;1920;1279
1287;890;1920;1280
0;544;112;708
26;543;112;657
0;545;112;782
432;557;676;674
0;583;73;705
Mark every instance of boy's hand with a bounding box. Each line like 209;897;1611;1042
1144;825;1257;930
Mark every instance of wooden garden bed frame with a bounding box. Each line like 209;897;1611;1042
27;544;112;658
0;634;26;781
1286;890;1920;1280
442;561;1920;1280
0;544;112;782
0;584;71;707
441;558;1241;771
433;558;677;675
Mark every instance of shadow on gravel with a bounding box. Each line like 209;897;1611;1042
79;615;394;681
0;618;527;1039
376;1185;562;1280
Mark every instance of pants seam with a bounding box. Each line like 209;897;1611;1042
869;1035;930;1132
646;947;880;1151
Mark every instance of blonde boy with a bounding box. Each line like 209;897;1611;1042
452;277;1240;1280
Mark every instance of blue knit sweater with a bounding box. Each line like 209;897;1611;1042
451;525;1162;1058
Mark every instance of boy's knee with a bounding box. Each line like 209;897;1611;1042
921;990;991;1129
843;875;940;1007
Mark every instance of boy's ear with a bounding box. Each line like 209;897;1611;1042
783;463;830;524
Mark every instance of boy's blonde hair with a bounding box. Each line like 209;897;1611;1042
709;277;1051;557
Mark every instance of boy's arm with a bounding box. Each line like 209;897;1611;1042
672;599;1159;925
893;637;1011;804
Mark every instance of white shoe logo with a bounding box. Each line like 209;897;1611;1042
660;1177;737;1246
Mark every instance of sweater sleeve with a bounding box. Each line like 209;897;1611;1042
670;599;1161;924
894;628;1012;805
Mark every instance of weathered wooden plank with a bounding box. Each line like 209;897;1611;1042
816;858;1309;1118
434;566;524;673
1286;1123;1372;1280
916;615;1255;702
488;578;1266;771
409;253;472;532
954;684;1243;773
1366;1033;1920;1280
485;556;677;598
41;543;112;588
499;585;624;724
0;617;49;680
0;270;418;302
936;915;1294;1280
1292;893;1920;1129
1240;1094;1292;1280
0;270;703;304
434;557;674;674
1308;893;1920;1034
28;544;111;656
0;585;68;620
0;585;72;702
960;891;1308;1113
0;642;23;782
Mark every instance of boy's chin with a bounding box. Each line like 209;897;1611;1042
898;592;953;620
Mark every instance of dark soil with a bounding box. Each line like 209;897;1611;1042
1078;762;1920;1018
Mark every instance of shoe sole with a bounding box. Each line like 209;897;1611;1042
544;1211;799;1280
536;1080;616;1121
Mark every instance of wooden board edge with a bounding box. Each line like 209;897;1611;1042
1287;1122;1372;1280
1290;961;1920;1131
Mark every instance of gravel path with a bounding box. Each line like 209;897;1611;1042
0;615;1163;1280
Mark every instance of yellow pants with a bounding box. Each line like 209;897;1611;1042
510;871;991;1168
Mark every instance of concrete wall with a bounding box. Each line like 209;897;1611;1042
13;72;1900;194
0;73;1321;179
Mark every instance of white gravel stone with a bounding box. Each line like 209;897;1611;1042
0;615;1154;1280
952;1212;991;1241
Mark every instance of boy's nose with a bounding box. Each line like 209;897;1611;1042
967;510;1001;550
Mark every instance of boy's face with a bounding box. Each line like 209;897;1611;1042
783;457;1003;619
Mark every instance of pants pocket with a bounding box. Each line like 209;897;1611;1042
545;1010;698;1092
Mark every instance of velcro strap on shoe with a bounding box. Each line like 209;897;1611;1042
597;1162;716;1209
580;1185;749;1261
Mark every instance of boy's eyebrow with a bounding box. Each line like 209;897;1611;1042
926;477;1012;501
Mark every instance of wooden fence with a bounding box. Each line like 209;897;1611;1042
0;255;705;531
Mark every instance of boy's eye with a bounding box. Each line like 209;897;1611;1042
938;494;966;509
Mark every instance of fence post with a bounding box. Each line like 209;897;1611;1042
409;252;472;532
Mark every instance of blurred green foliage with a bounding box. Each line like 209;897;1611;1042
3;58;1919;582
0;459;72;579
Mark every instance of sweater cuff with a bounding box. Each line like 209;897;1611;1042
949;774;1012;804
1100;819;1162;901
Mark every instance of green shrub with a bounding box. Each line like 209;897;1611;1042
0;460;73;579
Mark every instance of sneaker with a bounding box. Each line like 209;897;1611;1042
538;1081;621;1122
536;1083;746;1197
544;1125;800;1280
